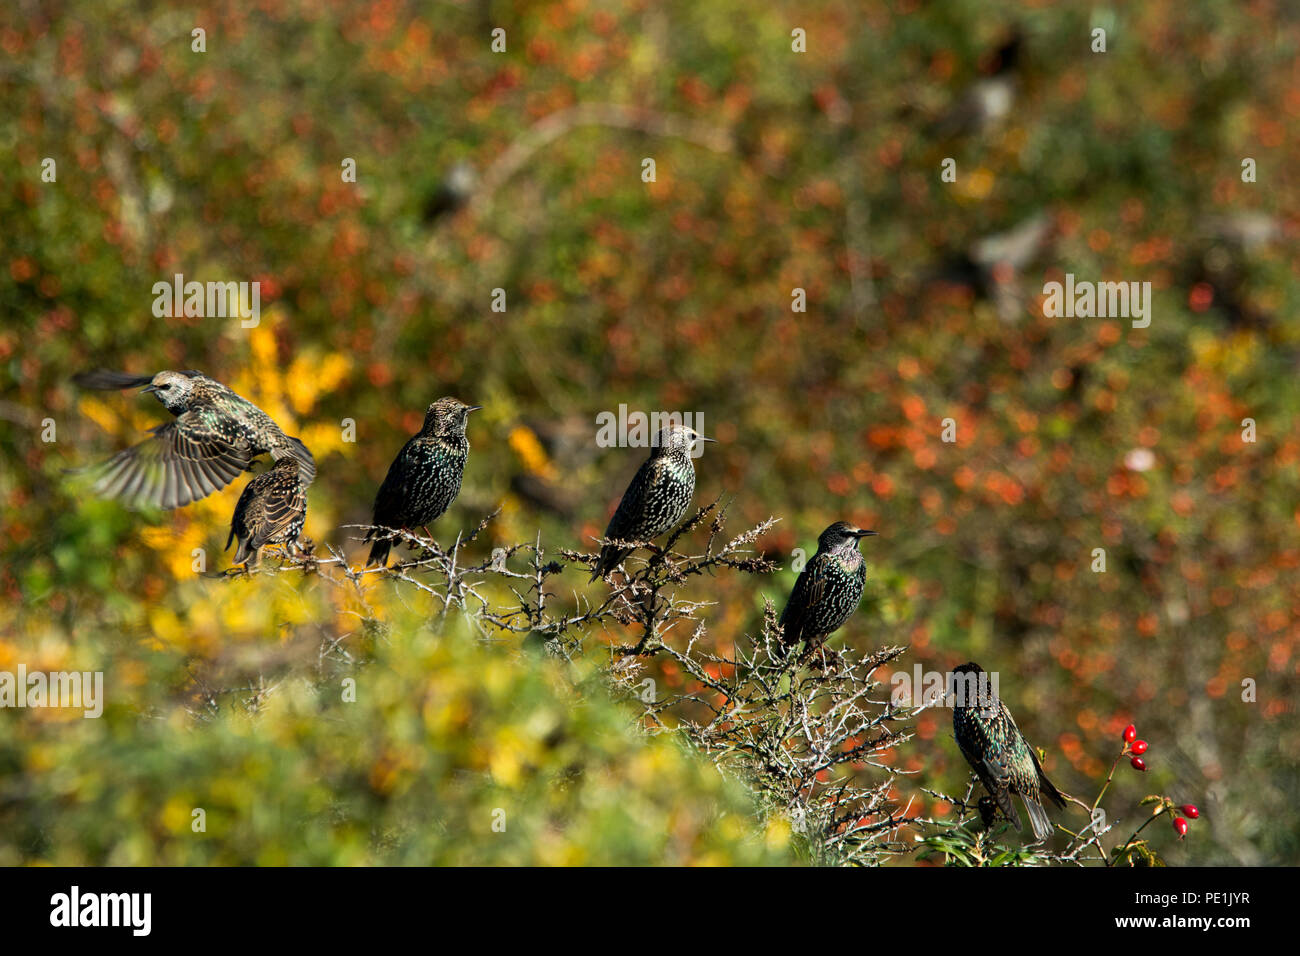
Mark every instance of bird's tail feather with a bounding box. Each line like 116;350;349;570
1023;795;1054;842
367;537;392;568
590;545;629;582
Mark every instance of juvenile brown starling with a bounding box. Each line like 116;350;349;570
950;661;1067;842
590;423;714;582
365;397;480;567
73;368;316;510
778;521;877;651
225;455;308;567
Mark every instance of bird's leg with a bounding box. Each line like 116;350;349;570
795;641;819;669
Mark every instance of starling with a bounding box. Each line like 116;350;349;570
72;368;316;510
932;213;1053;323
365;397;480;567
1181;212;1282;332
589;423;714;582
421;161;477;225
928;32;1023;141
950;661;1067;842
778;521;877;651
225;455;308;567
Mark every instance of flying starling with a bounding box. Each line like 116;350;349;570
950;661;1067;842
226;455;309;567
778;521;877;651
72;368;316;510
589;423;714;582
365;397;480;567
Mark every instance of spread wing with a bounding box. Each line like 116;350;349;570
88;409;253;509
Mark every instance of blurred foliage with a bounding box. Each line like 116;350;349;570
1;0;1297;863
0;600;794;864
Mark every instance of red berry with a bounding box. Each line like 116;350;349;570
1173;817;1188;838
1123;724;1137;743
1130;756;1146;771
1131;739;1148;755
1181;804;1199;819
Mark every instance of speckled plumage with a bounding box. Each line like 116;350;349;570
951;662;1066;841
366;397;479;567
226;455;308;567
73;368;316;510
779;521;876;649
590;424;713;581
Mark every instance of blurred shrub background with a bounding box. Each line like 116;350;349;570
1;0;1297;864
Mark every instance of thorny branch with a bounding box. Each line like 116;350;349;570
214;499;1166;867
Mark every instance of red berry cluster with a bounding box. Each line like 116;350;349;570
1173;805;1200;839
1121;724;1199;840
1122;724;1148;770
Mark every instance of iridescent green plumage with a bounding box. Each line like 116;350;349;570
951;662;1066;841
590;424;714;581
366;397;479;567
778;521;877;651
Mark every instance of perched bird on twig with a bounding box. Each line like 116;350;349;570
226;455;309;568
590;423;714;582
778;521;877;654
366;397;480;568
950;661;1067;842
